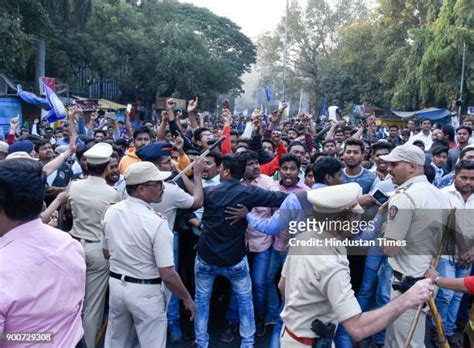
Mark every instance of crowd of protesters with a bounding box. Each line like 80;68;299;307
0;97;473;348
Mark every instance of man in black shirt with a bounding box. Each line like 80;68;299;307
194;154;287;347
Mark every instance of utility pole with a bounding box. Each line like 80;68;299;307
458;42;466;117
282;0;289;102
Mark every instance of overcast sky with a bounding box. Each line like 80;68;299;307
180;0;303;39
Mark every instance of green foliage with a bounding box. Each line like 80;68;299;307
1;0;256;108
257;0;473;113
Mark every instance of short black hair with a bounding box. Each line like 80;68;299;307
279;153;301;168
205;151;223;166
431;145;449;157
236;150;258;166
194;127;211;142
312;156;343;184
288;141;308;154
0;159;45;221
371;141;392;154
344;138;365;153
34;139;51;152
441;125;455;142
323;140;336;147
455;160;474;174
389;125;399;130
423;164;436;184
420;118;432;124
457;126;472;136
460;146;474;159
87;161;110;176
262;138;276;150
133;126;152;140
222;154;245;180
94;129;107;137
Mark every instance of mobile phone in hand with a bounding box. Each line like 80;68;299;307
371;189;389;205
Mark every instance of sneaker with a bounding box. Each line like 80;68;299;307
219;322;238;343
256;319;266;338
168;321;183;344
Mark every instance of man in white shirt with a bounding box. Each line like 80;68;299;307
409;118;433;150
434;160;474;346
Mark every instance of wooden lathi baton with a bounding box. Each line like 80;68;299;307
169;136;226;183
403;255;449;348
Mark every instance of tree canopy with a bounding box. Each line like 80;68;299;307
257;0;473;113
0;0;256;108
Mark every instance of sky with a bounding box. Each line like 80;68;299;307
180;0;302;39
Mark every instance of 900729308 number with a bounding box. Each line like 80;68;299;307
2;332;53;343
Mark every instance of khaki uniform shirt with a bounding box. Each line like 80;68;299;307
281;230;362;338
385;175;450;277
102;196;174;279
69;176;120;241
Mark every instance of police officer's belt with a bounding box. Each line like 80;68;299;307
284;327;318;346
392;271;423;294
110;271;162;285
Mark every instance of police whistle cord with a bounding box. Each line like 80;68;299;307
169;136;226;183
404;209;456;348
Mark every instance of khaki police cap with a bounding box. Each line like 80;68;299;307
124;161;171;185
307;183;364;214
379;143;425;166
84;142;113;165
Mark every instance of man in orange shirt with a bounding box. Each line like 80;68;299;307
118;126;152;174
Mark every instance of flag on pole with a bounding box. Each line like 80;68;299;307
321;97;328;116
43;82;67;123
264;87;272;103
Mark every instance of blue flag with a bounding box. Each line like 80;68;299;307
17;84;51;110
321;97;328;116
44;82;67;122
264;87;272;103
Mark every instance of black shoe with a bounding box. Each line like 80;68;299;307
219;322;238;343
256;319;266;338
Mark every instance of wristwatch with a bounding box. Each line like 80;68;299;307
434;276;440;286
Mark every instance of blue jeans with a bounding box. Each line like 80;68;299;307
356;255;392;345
227;248;272;323
434;258;472;336
194;256;255;348
266;249;288;323
167;232;180;325
269;302;284;348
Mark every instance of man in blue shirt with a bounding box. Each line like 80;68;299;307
194;154;287;348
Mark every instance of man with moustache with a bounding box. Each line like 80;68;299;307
222;150;279;342
105;153;126;198
370;141;392;180
341;138;379;194
102;162;195;347
380;143;450;347
433;160;474;346
118;126;152;174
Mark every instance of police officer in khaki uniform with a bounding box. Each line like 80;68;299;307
380;144;450;347
68;142;121;348
279;183;435;347
102;162;195;347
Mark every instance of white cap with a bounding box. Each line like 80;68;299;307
84;142;113;165
0;141;8;153
124;161;171;185
307;183;364;214
5;151;38;160
379;143;425;166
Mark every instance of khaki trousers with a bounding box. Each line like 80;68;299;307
104;277;168;348
385;288;426;348
82;242;109;348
